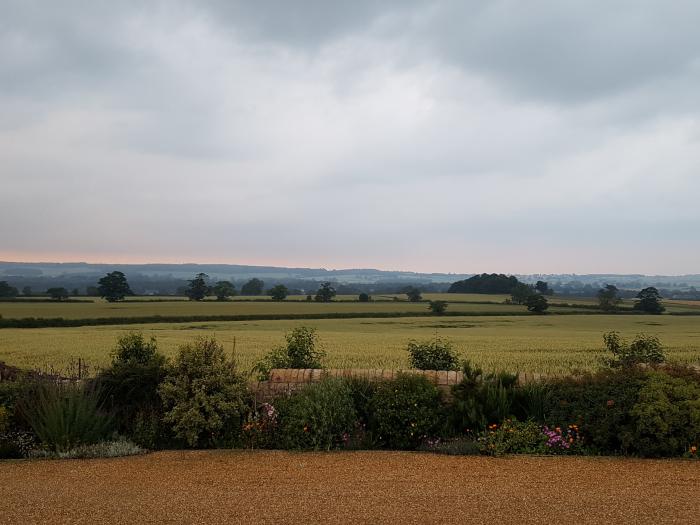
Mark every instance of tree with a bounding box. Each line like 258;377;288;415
0;281;19;298
315;282;336;302
597;284;622;312
22;286;32;296
448;273;520;294
405;286;422;302
268;284;289;301
525;293;549;314
535;281;553;295
510;283;534;305
241;278;264;296
253;326;326;379
358;292;371;302
428;300;448;314
186;273;210;301
97;271;132;302
212;281;236;301
46;287;69;301
634;287;665;314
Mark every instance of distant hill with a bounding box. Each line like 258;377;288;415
1;261;698;297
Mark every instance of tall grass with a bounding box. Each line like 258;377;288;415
19;382;114;452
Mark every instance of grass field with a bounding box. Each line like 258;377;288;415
2;314;699;375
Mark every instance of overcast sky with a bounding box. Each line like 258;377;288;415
1;1;699;274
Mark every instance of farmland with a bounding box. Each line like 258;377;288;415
2;310;699;375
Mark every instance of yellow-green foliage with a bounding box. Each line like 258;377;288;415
1;314;699;375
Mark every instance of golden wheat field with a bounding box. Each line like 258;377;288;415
2;314;699;375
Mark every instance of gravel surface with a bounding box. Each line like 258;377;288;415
1;451;698;524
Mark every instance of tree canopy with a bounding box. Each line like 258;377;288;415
186;273;210;301
97;271;133;302
0;281;19;298
597;284;622;312
241;278;265;296
211;281;235;301
268;284;289;301
314;282;336;302
46;287;69;301
634;287;665;314
448;273;521;294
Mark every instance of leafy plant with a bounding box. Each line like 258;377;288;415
370;373;443;450
428;300;448;314
479;419;548;455
450;360;517;433
254;326;325;379
275;378;357;450
19;382;114;452
94;333;168;446
407;337;458;371
602;331;665;368
158;337;250;448
30;439;146;459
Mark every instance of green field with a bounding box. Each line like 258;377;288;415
2;314;699;375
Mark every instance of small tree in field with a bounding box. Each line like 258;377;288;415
241;278;265;296
186;273;210;301
97;271;133;302
428;300;448;314
315;282;336;302
212;281;236;301
358;292;371;302
46;287;69;301
268;284;289;301
525;293;548;314
405;286;422;302
510;283;534;305
597;284;622;312
634;287;665;314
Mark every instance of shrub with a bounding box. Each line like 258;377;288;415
275;378;357;450
254;326;325;379
541;368;646;455
450;361;518;433
407;338;458;371
358;293;370;302
626;372;700;457
18;382;114;452
428;300;448;314
370;373;443;450
94;333;167;446
345;376;379;448
158;337;250;448
242;402;279;450
602;331;665;368
0;380;26;430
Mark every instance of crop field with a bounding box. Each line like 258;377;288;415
0;296;600;320
2;314;699;375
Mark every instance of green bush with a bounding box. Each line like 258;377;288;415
18;382;114;452
0;380;26;430
158;337;250;448
254;326;326;379
370;373;443;450
602;331;665;368
94;333;167;446
0;431;36;459
626;372;700;457
539;369;645;455
407;337;458;371
450;361;518;433
275;378;357;450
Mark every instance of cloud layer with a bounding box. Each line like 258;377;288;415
2;1;699;273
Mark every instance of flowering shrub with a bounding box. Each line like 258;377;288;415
478;420;582;456
0;431;36;459
370;373;443;450
242;403;279;449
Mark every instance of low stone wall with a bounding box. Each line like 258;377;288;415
249;368;559;401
